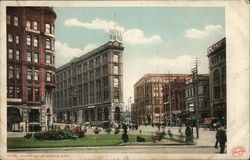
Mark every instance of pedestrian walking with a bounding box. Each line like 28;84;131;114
215;126;220;149
217;125;227;153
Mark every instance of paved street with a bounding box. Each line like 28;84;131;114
9;145;222;154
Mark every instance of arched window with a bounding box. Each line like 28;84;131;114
113;54;118;62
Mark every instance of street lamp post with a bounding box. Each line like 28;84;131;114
189;105;194;134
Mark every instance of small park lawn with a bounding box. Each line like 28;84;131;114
8;134;152;148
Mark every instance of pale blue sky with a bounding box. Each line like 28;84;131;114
54;7;225;105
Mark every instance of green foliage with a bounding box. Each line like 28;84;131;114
122;133;129;143
24;133;32;139
105;128;112;134
136;136;145;142
33;126;86;140
8;134;153;148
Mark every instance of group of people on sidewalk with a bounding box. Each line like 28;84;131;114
185;122;227;154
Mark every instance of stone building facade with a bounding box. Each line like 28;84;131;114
53;41;124;126
185;74;210;121
133;74;189;124
7;7;57;132
207;37;226;122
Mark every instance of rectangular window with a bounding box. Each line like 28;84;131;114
27;69;32;80
45;23;50;33
16;50;20;61
16;87;20;98
46;39;51;49
28;87;33;101
113;66;119;74
51;39;55;50
33;21;38;30
8;87;14;98
14;16;18;26
34;37;38;47
51;25;54;34
27;51;32;62
8;34;13;42
35;88;39;101
34;52;39;63
16;68;20;79
46;70;52;81
7;15;11;25
15;35;19;44
46;54;52;64
34;69;39;80
26;35;31;46
8;49;13;59
26;20;31;28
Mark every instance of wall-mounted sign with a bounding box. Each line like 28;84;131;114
109;29;122;42
207;38;225;55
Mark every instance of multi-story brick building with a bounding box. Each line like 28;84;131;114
133;74;189;125
53;41;124;126
162;78;187;126
207;38;226;122
7;7;57;132
185;74;210;121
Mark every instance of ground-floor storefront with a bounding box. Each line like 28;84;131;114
7;104;53;132
55;102;124;127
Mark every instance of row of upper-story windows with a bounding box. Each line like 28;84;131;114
7;86;21;98
75;54;119;74
211;52;225;66
8;34;19;44
26;34;55;50
8;49;20;61
8;66;20;80
7;15;19;26
7;15;55;34
26;68;55;82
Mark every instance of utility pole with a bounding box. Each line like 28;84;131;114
192;58;200;139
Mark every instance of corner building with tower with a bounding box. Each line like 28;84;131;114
6;7;57;132
53;41;124;126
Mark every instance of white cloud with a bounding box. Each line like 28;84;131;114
123;29;161;44
64;18;161;45
64;18;124;33
184;24;222;39
55;41;97;67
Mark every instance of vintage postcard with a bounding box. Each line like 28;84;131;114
0;0;249;160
